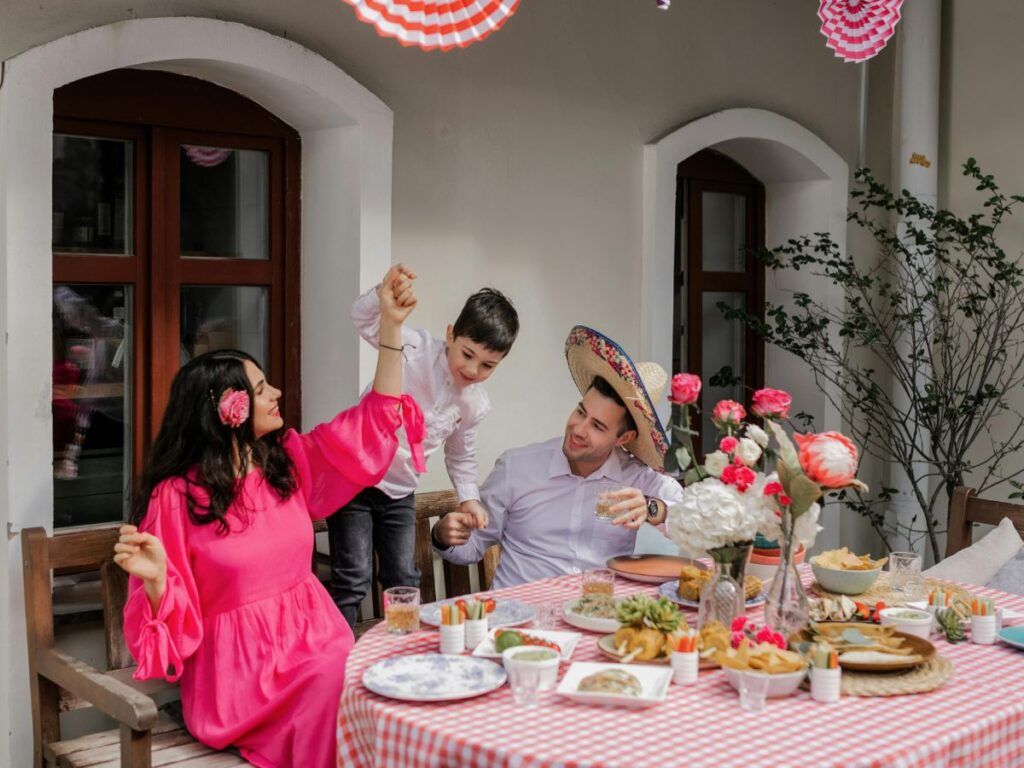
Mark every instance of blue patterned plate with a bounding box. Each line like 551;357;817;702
658;579;766;609
362;654;507;702
420;599;536;628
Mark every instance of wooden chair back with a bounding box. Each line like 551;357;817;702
946;486;1024;557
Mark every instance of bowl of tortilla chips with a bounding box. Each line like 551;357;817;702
811;547;887;595
717;640;808;698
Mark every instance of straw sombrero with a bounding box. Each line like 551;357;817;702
564;325;670;471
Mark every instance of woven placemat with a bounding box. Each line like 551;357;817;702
838;654;954;697
809;573;972;606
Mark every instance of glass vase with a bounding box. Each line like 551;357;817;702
697;542;753;629
763;532;810;638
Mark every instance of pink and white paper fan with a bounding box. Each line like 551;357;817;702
342;0;521;52
818;0;904;63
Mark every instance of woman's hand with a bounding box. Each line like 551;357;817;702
379;264;417;326
114;525;168;612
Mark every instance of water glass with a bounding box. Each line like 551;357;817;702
594;483;629;520
534;602;563;630
889;552;922;594
383;586;420;634
507;664;543;707
738;672;770;712
581;568;616;597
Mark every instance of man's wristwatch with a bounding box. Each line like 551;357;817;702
644;495;661;521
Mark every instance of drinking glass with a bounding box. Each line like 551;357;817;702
581;568;616;597
507;664;543;707
383;586;420;634
738;671;770;713
594;483;630;520
889;552;922;594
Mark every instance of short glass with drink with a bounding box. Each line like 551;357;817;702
383;586;420;634
581;567;616;597
594;483;630;521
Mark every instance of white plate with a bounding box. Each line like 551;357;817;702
555;662;672;709
419;599;536;629
562;598;621;634
362;654;507;702
658;579;767;609
471;628;581;661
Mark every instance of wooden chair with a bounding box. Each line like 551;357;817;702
946;486;1024;557
352;489;501;637
22;526;248;768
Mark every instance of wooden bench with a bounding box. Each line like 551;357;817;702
23;489;498;767
946;486;1024;557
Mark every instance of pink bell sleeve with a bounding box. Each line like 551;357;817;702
283;390;426;519
123;479;204;682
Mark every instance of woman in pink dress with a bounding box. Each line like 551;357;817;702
114;267;423;767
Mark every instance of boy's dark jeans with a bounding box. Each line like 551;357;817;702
327;487;421;629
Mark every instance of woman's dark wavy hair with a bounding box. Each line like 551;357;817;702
132;350;296;533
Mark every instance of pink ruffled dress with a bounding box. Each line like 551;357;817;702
123;391;425;768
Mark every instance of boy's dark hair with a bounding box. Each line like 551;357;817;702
452;288;519;355
588;376;638;436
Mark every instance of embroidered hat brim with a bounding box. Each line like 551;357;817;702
564;325;670;471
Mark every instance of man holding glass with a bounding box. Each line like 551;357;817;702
432;326;683;589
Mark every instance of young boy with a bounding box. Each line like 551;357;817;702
328;265;519;627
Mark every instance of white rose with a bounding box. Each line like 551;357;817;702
734;437;763;467
703;450;729;478
793;502;823;547
745;423;769;448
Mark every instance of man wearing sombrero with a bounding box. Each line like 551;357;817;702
432;326;683;588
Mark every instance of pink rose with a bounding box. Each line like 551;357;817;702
719;436;739;453
752;388;792;420
793;431;859;488
763;481;783;496
668;373;702;405
731;616;749;632
712;399;747;428
731;631;746;649
734;466;757;492
218;389;250;428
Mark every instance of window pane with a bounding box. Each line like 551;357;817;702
52;135;133;255
701;291;746;455
702;191;746;272
180;146;268;260
53;285;132;527
180;286;268;365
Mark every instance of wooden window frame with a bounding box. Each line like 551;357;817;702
52;70;301;522
673;150;765;454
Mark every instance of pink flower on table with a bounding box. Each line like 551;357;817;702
218;389;250;428
719;436;739;454
752;388;792;420
763;481;784;497
731;631;746;649
731;616;749;632
712;399;747;428
794;431;859;488
668;373;702;405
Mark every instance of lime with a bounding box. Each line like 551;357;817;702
494;630;524;653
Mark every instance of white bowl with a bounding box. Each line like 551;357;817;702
502;646;561;690
722;666;807;698
878;607;933;639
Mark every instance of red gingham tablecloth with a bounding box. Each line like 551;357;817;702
337;567;1024;768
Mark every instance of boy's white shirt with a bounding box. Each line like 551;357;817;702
351;286;490;503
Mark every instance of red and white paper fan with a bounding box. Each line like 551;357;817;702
342;0;521;52
818;0;904;63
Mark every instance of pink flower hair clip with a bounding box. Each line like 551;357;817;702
216;388;250;428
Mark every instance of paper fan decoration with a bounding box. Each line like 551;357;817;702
818;0;905;63
184;145;232;168
342;0;521;52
